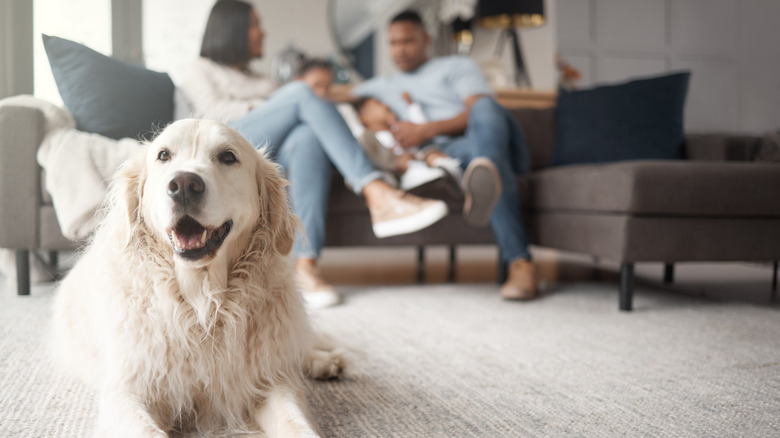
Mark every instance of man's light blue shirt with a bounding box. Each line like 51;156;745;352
351;56;493;122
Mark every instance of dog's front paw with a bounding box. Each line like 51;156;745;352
306;348;345;380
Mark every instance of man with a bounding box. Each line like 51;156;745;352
351;10;538;299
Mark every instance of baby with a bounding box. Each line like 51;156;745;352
354;94;462;191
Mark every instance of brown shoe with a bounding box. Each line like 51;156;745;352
369;189;448;238
462;158;501;227
295;259;341;309
500;259;538;300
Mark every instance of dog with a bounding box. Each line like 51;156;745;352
50;119;343;437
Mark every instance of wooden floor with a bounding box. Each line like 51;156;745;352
317;245;778;306
317;245;603;286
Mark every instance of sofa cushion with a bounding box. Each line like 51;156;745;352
554;72;690;166
43;34;174;140
684;134;761;162
531;160;780;217
510;107;555;170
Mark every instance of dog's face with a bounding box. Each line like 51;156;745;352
122;119;296;267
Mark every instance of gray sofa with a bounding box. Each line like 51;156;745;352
0;104;75;293
2;100;779;310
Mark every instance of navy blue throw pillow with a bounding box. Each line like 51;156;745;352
43;34;174;140
553;72;691;166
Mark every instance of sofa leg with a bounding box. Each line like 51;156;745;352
772;261;778;303
448;245;456;283
591;256;603;281
497;251;507;284
16;250;30;296
48;251;59;269
663;263;674;284
417;246;425;284
619;263;634;311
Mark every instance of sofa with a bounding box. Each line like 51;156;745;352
0;103;76;292
4;93;779;310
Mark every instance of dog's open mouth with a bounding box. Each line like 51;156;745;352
168;216;233;260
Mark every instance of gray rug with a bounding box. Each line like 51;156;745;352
1;279;779;437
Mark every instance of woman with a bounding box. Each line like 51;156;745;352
180;0;447;308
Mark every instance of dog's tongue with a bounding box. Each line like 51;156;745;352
172;229;209;250
171;217;212;250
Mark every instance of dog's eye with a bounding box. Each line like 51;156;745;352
219;151;238;165
157;150;171;162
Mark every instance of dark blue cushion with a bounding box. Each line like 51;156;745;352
43;34;174;140
553;72;691;166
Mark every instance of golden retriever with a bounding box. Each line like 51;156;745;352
51;119;342;437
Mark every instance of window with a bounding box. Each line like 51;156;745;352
33;0;111;104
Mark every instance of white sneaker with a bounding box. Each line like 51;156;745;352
399;160;445;191
296;261;341;309
369;189;448;238
303;290;341;309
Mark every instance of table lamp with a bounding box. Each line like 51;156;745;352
477;0;545;88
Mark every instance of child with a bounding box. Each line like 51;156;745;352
354;94;462;191
296;58;333;98
299;60;459;191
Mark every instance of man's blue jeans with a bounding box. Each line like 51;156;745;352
229;81;383;259
439;97;532;263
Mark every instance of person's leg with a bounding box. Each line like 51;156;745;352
275;125;331;260
231;81;382;193
275;125;340;309
440;98;532;263
465;97;532;262
440;97;537;299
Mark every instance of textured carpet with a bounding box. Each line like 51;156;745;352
1;279;779;437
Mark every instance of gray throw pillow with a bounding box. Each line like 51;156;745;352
42;34;174;140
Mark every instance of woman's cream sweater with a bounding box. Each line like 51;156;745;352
179;57;277;122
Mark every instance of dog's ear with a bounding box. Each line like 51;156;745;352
256;152;299;256
111;147;147;228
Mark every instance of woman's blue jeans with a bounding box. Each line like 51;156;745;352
439;97;533;263
229;81;383;259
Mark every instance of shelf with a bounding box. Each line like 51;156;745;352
328;84;556;109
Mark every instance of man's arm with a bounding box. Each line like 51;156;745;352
391;94;487;148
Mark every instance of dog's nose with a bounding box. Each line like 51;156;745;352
168;172;205;206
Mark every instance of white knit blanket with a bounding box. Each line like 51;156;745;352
2;95;141;241
39;129;139;240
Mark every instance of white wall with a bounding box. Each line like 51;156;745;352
557;0;780;134
252;0;340;73
143;0;339;86
143;0;212;85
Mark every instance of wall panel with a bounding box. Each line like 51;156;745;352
557;0;780;134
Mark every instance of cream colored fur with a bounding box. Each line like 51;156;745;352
50;120;342;437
